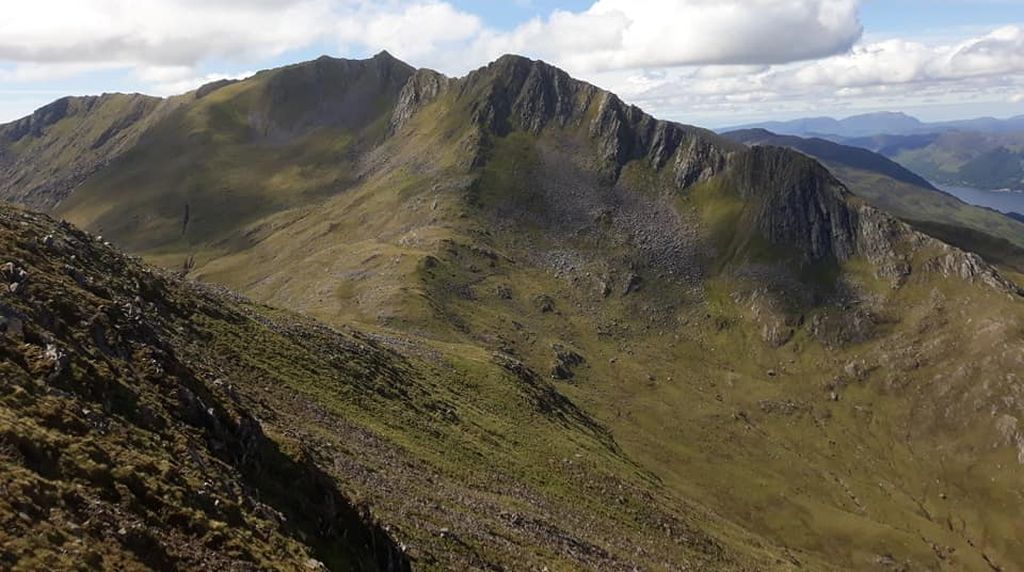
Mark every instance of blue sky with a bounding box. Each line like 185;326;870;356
2;0;1024;127
861;0;1024;34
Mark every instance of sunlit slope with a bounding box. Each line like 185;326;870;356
56;53;415;267
1;203;807;571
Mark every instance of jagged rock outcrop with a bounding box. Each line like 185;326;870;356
459;55;734;186
855;204;916;283
855;204;1022;292
923;243;1021;292
384;54;1023;282
389;68;454;133
460;54;599;135
588;92;730;187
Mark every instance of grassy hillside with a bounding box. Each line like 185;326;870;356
0;94;171;210
55;53;414;270
1;203;808;571
2;54;1024;571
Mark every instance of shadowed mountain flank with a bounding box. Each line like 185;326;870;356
724;128;1024;271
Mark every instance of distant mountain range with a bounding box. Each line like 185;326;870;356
724;112;1024;191
725;111;1024;138
835;130;1024;192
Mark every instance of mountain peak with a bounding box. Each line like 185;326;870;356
849;111;916;120
490;53;545;69
372;49;400;63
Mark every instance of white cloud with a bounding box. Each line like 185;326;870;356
606;25;1024;125
0;61;124;83
2;0;1024;125
0;0;864;80
395;0;863;75
539;0;862;69
0;0;337;66
337;2;482;60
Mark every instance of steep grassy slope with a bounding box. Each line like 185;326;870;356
0;205;807;570
725;129;1024;269
4;54;1024;571
0;94;171;210
0;205;407;571
54;53;415;270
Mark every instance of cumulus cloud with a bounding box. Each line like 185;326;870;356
0;0;337;66
498;0;863;70
1;0;1024;124
337;2;482;60
0;0;863;80
610;25;1024;124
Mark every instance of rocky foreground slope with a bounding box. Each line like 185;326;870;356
0;205;411;570
2;53;1024;570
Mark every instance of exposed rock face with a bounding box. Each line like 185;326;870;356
461;55;598;136
923;245;1021;291
389;55;734;191
551;344;586;380
728;146;857;263
1;97;79;142
856;204;1022;292
588;92;730;186
384;54;1023;284
389;68;454;133
855;206;916;283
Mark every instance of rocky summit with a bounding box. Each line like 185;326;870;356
2;52;1024;571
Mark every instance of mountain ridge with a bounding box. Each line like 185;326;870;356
3;52;1024;571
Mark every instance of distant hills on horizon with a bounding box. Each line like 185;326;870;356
723;110;1024;138
724;111;1024;193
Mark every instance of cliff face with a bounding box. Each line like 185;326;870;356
389;68;454;133
726;146;857;262
385;56;872;266
453;55;733;186
377;54;1024;283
